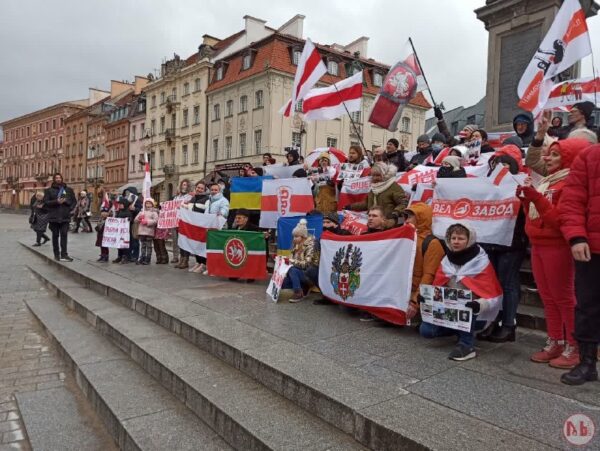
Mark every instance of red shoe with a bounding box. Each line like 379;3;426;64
549;343;580;369
531;338;563;363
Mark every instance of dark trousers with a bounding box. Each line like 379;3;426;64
75;216;92;232
100;247;109;257
195;256;206;264
574;253;600;344
139;236;153;261
282;266;319;291
49;222;69;258
488;249;525;326
129;233;140;260
35;231;49;244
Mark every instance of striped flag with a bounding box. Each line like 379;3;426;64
259;178;314;229
206;230;267;279
177;209;226;257
338;176;370;209
142;152;151;202
302;72;363;121
279;38;327;116
230;176;272;210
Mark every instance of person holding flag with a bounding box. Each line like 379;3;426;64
43;173;76;262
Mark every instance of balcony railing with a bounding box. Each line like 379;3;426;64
166;95;179;113
165;128;176;143
163;164;177;176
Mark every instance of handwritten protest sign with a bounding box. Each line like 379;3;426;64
101;217;130;249
158;200;184;229
266;256;292;302
419;284;473;332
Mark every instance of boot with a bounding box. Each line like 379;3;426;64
177;256;189;269
561;342;598;385
158;240;169;264
153;240;162;263
488;325;516;343
531;338;563;363
477;321;499;341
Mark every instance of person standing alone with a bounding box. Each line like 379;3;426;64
43;173;76;261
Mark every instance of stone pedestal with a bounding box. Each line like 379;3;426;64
475;0;598;131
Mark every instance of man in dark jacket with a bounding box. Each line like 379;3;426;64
43;173;76;261
512;112;534;147
385;139;407;172
408;135;434;169
557;101;597;140
323;212;351;235
122;186;142;262
113;198;133;264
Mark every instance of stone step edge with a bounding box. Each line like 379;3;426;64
22;243;544;449
27;265;366;451
23;295;209;451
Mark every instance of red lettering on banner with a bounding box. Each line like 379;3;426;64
432;198;519;221
277;186;291;216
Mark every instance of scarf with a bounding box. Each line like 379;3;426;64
446;244;481;267
528;168;570;220
370;176;397;197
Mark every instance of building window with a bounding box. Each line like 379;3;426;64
193;106;200;125
131;125;136;141
292;50;302;65
401;117;411;133
351;111;361;123
170;148;175;164
52;119;57;130
151;95;156;107
194;78;201;92
373;72;383;87
182;144;188;165
295;100;303;112
160;116;165;133
212;138;219;161
255;90;263;108
216;66;224;81
239;133;247;156
242;54;252;70
159;149;165;168
79;143;83;155
226;100;233;117
51;137;56;149
192;143;199;164
59;136;63;148
239;95;248;113
254;130;262;154
183;82;189;96
327;61;338;76
225;136;232;159
182;109;189;127
292;132;302;148
160;92;165;104
213;104;220;120
326;137;338;148
151;119;156;135
171;87;177;100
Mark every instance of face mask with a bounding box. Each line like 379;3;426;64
432;143;444;152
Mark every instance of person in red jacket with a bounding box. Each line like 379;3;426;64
517;138;589;369
559;143;600;385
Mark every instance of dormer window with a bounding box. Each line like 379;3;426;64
242;54;252;70
216;66;224;81
373;72;384;87
327;60;338;76
293;50;302;65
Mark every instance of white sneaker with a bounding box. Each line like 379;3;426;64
191;263;205;273
202;270;208;275
188;263;201;273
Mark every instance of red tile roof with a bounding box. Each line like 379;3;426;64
205;34;431;110
185;30;246;67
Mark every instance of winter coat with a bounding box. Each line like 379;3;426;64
290;236;319;269
436;166;467;179
134;208;159;237
349;182;408;218
409;147;434;167
407;203;446;304
75;197;90;219
30;200;49;233
480;143;495;154
315;184;337;214
233;222;260;232
512;113;534;147
520;138;588;247
188;193;210;213
559;144;600;253
43;183;76;223
207;193;230;218
385;151;407;172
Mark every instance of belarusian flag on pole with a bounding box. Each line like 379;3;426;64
206;230;268;279
142;152;151;202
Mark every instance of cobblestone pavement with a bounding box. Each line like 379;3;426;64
0;214;66;450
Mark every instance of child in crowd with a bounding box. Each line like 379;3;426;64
134;199;159;265
419;222;502;361
95;207;110;262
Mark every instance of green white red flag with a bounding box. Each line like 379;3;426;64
206;230;267;279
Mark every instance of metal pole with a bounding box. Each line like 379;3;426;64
408;37;437;108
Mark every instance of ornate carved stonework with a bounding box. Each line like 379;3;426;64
292;114;303;130
225;120;232;134
239;117;246;131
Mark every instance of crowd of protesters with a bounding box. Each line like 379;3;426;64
30;100;600;385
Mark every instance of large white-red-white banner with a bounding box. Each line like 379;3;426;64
338;176;370;208
319;226;416;325
543;77;600;110
302;72;363;121
177;209;226;257
259;178;314;229
431;178;520;246
517;0;591;114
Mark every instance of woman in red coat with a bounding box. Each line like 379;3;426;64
517;138;589;369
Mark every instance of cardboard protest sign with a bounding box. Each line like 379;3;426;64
101;217;130;249
266;256;292;303
419;284;473;332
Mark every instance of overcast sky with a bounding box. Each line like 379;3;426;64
1;0;599;125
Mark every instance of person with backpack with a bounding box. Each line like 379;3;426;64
404;203;446;322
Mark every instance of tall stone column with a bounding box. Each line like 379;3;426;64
475;0;598;131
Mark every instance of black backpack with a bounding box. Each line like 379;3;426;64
422;235;447;256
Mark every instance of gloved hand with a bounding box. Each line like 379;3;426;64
465;301;481;314
434;106;444;121
417;294;425;304
517;185;542;202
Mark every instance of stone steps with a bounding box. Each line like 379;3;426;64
22;241;550;450
27;262;365;450
24;291;233;451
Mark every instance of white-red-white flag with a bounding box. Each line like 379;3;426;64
142;152;151;204
259;178;314;228
368;40;426;131
542;76;600;110
177;209;226;257
279;38;327;117
302;72;363;121
517;0;591;114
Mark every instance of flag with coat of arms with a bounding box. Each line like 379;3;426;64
206;230;268;279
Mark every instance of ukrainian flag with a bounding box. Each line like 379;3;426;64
230;176;272;210
276;214;323;256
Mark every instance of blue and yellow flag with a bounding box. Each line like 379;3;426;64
230;176;272;210
276;214;323;256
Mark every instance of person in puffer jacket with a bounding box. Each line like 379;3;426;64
517;138;589;370
134;199;159;265
559;143;600;386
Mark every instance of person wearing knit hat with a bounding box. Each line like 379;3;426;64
323;212;351;235
437;156;466;179
431;132;447;159
385;139;407;172
512;112;534;147
558;101;597;139
459;124;479;142
281;219;319;302
408;135;434;169
134;198;159;265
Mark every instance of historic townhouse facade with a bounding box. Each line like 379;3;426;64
0;100;88;207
